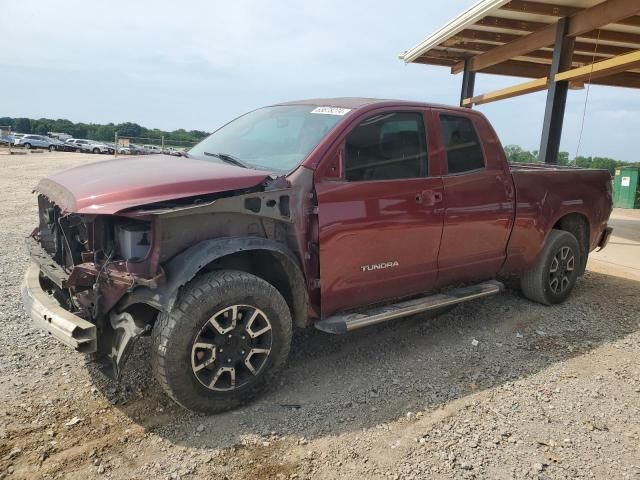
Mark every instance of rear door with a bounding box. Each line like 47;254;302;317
432;110;515;286
315;109;444;317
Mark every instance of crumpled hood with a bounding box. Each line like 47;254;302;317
36;154;272;214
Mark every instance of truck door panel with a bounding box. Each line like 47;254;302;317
315;110;444;317
433;111;515;286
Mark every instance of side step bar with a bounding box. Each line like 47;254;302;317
315;280;503;334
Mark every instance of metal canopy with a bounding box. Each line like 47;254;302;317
400;0;640;89
400;0;640;164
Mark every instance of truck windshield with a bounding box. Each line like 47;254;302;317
189;105;345;173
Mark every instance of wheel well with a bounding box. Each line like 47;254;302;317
552;213;589;274
206;250;307;328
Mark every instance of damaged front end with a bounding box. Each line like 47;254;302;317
22;168;310;381
23;194;164;378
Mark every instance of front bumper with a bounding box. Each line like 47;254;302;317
21;263;97;353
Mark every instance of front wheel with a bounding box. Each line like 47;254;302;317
48;145;55;152
151;270;292;413
520;229;581;305
92;148;100;154
23;143;32;149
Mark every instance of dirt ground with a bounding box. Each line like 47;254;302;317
1;151;639;479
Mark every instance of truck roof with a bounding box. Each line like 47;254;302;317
276;97;478;114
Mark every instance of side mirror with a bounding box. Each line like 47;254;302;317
322;146;344;180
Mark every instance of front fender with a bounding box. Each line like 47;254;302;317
118;236;308;325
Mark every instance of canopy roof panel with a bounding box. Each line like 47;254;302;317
400;0;640;88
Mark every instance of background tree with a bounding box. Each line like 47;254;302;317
504;145;538;164
14;118;32;133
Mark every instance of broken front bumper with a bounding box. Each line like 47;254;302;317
21;263;97;353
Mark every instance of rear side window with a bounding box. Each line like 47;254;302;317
439;114;485;174
345;112;427;181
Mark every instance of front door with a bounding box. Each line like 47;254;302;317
315;110;444;317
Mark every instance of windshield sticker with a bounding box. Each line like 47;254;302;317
311;106;352;116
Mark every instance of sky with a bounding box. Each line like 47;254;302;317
2;0;639;161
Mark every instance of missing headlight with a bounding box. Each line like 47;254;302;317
116;222;151;261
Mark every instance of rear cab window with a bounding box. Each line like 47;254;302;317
344;112;428;181
439;114;485;174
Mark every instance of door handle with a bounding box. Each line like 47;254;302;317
416;190;443;205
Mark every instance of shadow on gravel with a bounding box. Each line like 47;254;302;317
89;270;640;450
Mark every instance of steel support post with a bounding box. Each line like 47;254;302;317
460;59;476;108
539;17;575;164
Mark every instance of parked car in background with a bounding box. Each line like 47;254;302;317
67;139;90;152
117;145;133;154
0;134;14;146
60;139;81;152
48;132;72;142
14;134;58;151
166;146;187;156
142;144;163;154
81;140;113;154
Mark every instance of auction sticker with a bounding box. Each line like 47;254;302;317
311;106;351;116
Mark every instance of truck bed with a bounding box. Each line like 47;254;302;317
502;164;613;275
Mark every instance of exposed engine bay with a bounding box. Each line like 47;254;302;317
32;194;158;376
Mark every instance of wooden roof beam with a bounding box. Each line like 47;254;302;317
433;45;611;68
476;16;640;46
567;0;640;37
454;0;640;74
554;49;640;82
453;23;556;74
462;57;640;108
499;1;640;28
463;77;549;106
451;29;631;60
591;71;640;88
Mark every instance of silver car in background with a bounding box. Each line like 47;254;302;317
14;134;59;151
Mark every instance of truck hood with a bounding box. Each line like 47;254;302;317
36;154;272;214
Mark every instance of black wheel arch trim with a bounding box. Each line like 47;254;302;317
117;236;309;328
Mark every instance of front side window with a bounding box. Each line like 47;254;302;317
344;112;427;181
439;114;485;174
189;105;345;173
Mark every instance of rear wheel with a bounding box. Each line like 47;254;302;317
151;270;292;413
520;229;581;305
24;143;31;149
48;145;55;152
92;148;100;154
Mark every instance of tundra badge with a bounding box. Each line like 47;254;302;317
360;261;399;272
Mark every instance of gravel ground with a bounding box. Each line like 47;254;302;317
1;151;639;479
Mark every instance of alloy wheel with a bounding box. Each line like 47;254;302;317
548;246;575;294
191;305;273;392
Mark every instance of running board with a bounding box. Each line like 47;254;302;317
315;280;504;334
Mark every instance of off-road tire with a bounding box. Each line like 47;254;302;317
151;270;292;413
521;229;581;305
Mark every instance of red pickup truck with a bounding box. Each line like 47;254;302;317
22;98;613;413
